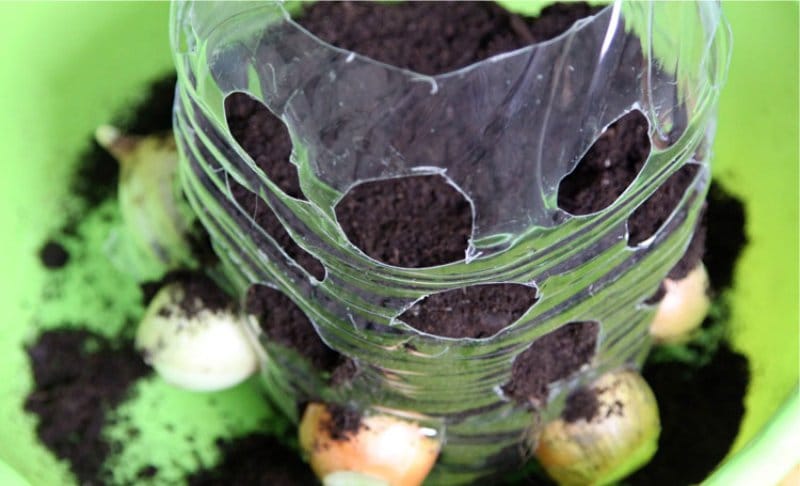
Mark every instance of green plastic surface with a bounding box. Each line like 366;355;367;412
0;2;796;485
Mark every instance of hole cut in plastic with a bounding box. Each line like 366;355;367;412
398;284;538;339
557;110;651;216
230;181;326;280
245;284;339;371
225;93;325;280
627;163;700;247
225;92;305;199
335;175;473;268
502;321;599;404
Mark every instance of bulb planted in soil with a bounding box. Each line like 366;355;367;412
135;282;258;391
96;125;199;281
534;369;660;486
299;403;441;486
650;264;711;344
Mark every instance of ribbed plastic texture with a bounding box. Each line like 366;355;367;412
171;1;730;482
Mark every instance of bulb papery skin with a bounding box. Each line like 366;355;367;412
135;284;258;392
299;403;441;486
650;264;711;344
534;369;660;486
97;126;199;282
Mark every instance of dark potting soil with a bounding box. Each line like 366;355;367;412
503;321;599;404
399;284;539;339
703;183;747;292
335;175;473;268
324;403;364;441
163;272;233;317
625;343;749;486
187;434;319;486
38;240;70;269
297;1;602;76
24;329;150;485
557;110;652;217
561;386;600;423
68;74;177;213
224;95;327;281
245;284;340;372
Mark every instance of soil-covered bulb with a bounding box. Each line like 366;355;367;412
534;369;660;486
299;403;441;486
135;283;259;391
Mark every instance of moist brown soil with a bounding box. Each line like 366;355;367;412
503;321;599;404
399;284;539;339
24;330;150;485
561;386;600;423
224;95;326;281
703;183;747;292
557;110;652;216
335;175;473;268
158;272;233;318
245;284;342;372
187;434;318;486
626;343;749;486
323;403;364;441
299;2;602;76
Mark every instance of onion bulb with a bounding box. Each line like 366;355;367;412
650;264;711;344
96;125;198;281
534;369;660;486
135;283;258;391
299;403;440;486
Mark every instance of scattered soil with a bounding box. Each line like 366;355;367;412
703;183;747;292
561;386;600;423
136;465;159;480
323;403;363;441
399;284;539;338
26;74;207;486
39;240;70;269
503;321;599;404
24;329;150;485
162;273;233;317
67;74;177;215
187;434;318;486
626;343;749;486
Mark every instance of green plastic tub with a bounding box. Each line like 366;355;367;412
0;2;797;485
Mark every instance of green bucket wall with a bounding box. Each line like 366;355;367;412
0;2;796;485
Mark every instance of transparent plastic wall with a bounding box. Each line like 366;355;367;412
171;1;730;482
